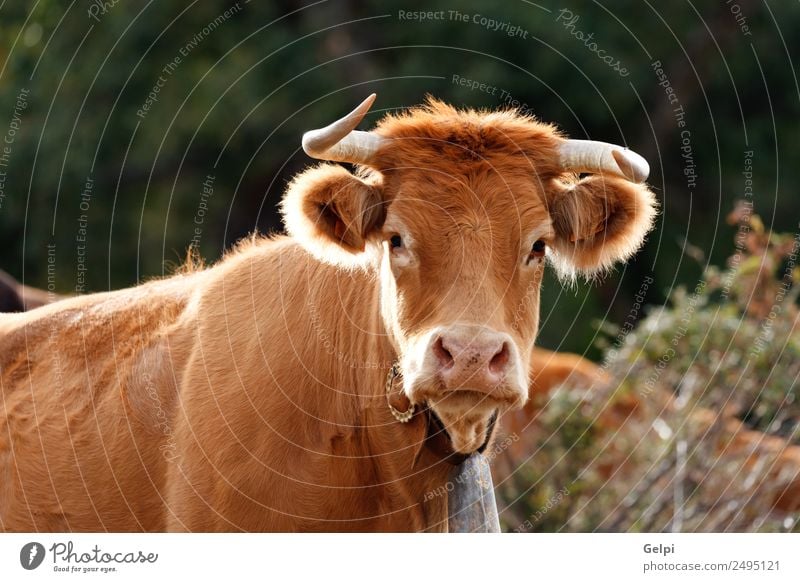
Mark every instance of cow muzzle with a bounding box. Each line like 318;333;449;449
402;324;528;453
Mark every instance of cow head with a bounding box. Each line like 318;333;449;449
281;95;656;453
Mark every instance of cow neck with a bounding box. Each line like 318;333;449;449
301;253;490;473
385;362;498;467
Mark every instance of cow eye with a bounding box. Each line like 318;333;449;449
528;239;546;262
390;235;403;249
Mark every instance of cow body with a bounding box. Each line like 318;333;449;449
0;238;455;531
0;273;193;531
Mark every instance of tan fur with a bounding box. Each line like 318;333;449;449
548;175;657;279
0;99;656;531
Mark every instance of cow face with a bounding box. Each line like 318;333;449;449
282;97;656;453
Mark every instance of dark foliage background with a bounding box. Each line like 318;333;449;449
1;0;797;358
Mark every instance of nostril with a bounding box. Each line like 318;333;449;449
489;342;510;375
433;337;454;369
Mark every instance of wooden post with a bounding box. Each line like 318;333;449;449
447;453;501;533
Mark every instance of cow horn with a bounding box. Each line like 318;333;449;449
301;93;386;164
558;140;650;183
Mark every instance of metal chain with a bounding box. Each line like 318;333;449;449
385;361;415;423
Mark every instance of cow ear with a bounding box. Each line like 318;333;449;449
281;164;385;267
546;174;657;278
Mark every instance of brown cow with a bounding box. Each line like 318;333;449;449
0;95;656;531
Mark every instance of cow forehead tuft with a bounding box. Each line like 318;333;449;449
369;100;562;175
381;159;549;216
374;98;562;164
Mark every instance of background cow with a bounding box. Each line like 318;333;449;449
0;96;656;531
0;270;53;312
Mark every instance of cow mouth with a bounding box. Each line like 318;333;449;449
438;389;499;405
421;385;504;454
396;366;507;455
426;404;498;458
